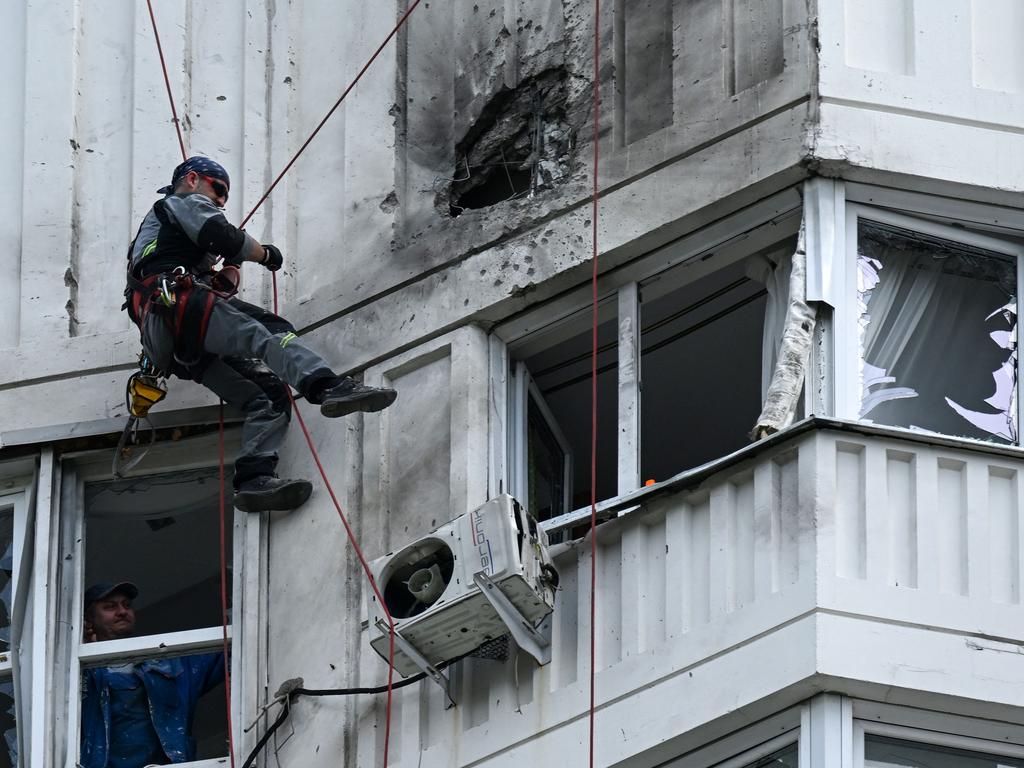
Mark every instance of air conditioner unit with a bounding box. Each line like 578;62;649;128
368;494;557;677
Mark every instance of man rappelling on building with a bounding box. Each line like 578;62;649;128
123;156;396;513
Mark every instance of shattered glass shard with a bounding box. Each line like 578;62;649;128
856;220;1017;443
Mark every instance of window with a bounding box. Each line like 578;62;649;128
0;462;32;768
853;698;1024;768
834;202;1024;445
509;298;619;521
60;443;241;768
639;251;782;483
864;734;1024;768
502;212;801;532
854;215;1020;443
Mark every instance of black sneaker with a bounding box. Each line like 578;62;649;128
233;476;313;512
319;378;397;418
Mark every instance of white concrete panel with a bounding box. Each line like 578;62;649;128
732;474;756;609
818;611;1024;712
971;0;1024;93
844;0;914;75
285;0;349;301
886;449;917;589
936;458;968;597
0;0;27;346
72;0;136;337
834;442;866;579
358;326;490;554
21;0;79;345
814;101;1024;195
987;466;1020;604
773;452;800;590
131;0;187;225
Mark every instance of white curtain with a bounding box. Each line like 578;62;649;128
857;223;1017;442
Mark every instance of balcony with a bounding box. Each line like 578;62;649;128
356;418;1024;767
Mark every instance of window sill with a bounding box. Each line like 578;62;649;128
78;625;231;667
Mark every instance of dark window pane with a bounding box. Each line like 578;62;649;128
641;259;767;483
84;467;232;636
0;680;15;768
858;221;1018;443
527;396;567;521
865;734;1024;767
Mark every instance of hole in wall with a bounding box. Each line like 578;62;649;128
447;67;573;217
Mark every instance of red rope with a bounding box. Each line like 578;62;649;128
282;389;398;765
145;6;236;766
239;0;424;230
218;403;237;768
145;0;187;162
588;0;602;764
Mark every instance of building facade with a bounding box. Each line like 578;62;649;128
2;0;1024;766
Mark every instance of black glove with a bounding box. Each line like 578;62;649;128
261;244;284;272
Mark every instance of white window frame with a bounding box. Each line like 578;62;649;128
852;699;1024;767
48;429;260;768
0;455;36;768
497;187;805;535
509;361;574;519
835;202;1024;443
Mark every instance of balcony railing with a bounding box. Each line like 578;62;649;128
356;418;1024;767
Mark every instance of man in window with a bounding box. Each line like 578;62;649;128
79;582;225;767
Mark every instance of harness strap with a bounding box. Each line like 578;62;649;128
174;284;218;366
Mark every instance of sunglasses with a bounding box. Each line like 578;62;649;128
198;174;229;201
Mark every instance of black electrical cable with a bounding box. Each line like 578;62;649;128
240;653;471;768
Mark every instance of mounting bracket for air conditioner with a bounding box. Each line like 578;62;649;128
473;572;551;666
374;619;456;709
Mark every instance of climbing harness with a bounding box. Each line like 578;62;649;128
124;263;242;368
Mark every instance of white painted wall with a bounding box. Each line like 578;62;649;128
815;0;1024;197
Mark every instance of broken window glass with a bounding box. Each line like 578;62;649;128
81;467;231;761
865;734;1024;768
640;257;770;484
858;221;1018;443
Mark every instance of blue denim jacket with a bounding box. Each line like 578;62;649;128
80;652;225;768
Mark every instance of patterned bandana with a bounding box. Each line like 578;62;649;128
157;156;231;194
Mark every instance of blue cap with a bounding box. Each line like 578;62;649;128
84;581;139;607
158;155;230;194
